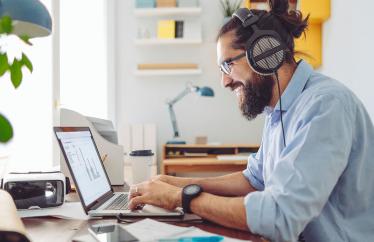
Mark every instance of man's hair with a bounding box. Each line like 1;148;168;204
217;0;309;63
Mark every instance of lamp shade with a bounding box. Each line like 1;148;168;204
196;86;214;97
0;0;52;38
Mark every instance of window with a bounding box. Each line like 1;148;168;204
0;0;54;171
60;0;109;119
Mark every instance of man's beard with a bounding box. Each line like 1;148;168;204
240;73;275;120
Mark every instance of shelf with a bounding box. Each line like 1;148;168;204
134;38;202;46
134;7;202;17
134;69;202;76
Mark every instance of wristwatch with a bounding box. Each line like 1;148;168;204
182;184;203;213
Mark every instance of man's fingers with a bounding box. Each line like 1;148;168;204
128;185;142;200
128;196;146;210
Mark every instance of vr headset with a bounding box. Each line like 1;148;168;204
1;171;71;209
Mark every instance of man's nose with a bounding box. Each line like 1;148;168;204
221;73;233;88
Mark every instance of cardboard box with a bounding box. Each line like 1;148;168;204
156;0;176;7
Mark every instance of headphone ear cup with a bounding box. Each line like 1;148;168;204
247;35;286;75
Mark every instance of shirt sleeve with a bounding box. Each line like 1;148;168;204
244;94;354;241
242;148;265;191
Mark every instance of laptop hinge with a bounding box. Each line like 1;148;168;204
91;192;115;210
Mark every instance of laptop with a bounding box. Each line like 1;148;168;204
54;127;183;217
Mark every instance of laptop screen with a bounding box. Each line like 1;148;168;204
55;129;111;206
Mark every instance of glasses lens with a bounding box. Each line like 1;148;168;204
220;62;230;75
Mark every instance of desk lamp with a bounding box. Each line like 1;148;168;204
166;82;214;144
0;0;52;38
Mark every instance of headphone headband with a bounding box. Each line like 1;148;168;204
231;8;286;75
232;8;259;28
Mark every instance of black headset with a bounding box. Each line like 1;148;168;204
233;8;288;147
232;8;287;76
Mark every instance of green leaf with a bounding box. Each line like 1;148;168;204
0;53;9;77
10;59;23;88
19;35;33;46
0;113;13;143
0;16;13;34
21;53;33;73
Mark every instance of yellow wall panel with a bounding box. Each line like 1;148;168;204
295;22;322;68
299;0;330;23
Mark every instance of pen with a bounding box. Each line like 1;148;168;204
158;235;224;242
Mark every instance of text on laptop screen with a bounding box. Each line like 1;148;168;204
56;131;111;205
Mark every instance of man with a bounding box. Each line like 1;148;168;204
128;1;374;241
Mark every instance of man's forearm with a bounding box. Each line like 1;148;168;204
197;172;256;196
189;192;249;231
166;172;255;196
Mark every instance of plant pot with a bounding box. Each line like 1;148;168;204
0;189;29;241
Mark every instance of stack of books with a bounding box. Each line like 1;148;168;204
157;20;184;39
137;63;198;70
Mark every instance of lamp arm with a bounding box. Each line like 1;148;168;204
168;86;194;106
168;103;179;138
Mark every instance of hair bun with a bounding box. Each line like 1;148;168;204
269;0;289;15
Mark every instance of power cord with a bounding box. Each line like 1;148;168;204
275;71;286;147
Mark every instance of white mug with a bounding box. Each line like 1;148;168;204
129;150;154;184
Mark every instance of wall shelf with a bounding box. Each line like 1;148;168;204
134;7;202;17
134;38;202;46
134;69;202;76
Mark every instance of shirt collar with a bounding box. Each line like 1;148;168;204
273;60;313;112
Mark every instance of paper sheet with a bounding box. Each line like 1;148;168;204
124;218;193;241
124;218;249;242
17;201;89;220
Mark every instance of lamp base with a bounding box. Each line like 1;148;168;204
166;139;186;145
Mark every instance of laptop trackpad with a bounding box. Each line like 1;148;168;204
141;205;173;213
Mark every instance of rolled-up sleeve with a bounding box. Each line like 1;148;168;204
244;95;354;241
243;148;265;191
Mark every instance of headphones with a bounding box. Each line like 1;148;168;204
232;8;287;76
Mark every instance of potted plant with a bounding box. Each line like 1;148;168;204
220;0;242;24
0;15;34;242
0;1;52;240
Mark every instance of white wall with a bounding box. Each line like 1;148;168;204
115;0;264;164
319;0;374;120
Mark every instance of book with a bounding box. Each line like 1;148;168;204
137;63;198;70
216;153;251;161
175;21;184;38
157;20;175;39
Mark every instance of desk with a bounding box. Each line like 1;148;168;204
162;144;259;175
22;185;263;242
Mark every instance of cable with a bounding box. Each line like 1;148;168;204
275;71;286;147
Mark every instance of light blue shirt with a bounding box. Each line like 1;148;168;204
242;60;374;242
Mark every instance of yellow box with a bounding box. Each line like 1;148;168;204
157;20;175;39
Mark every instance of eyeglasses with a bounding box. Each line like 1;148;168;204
219;52;246;75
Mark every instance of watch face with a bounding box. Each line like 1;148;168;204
185;185;200;195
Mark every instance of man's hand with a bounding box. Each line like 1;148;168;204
128;180;182;211
151;174;170;183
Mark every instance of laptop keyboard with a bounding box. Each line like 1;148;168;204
105;194;129;210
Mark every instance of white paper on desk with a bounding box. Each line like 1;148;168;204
124;218;194;241
124;219;250;242
17;201;89;220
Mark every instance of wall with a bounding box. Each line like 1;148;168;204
115;0;265;165
319;0;374;120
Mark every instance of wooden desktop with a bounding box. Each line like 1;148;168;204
162;144;259;175
21;185;264;242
